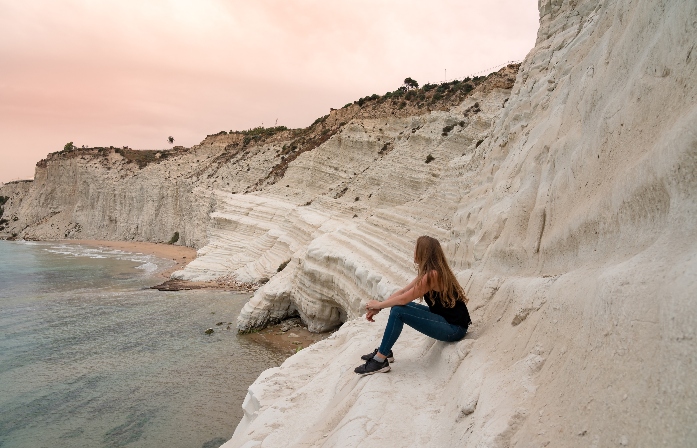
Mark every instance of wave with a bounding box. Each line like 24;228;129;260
44;243;172;275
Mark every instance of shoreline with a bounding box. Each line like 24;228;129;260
48;239;336;351
59;239;197;279
243;317;336;355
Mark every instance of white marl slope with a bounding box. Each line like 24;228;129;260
222;0;697;447
173;89;510;332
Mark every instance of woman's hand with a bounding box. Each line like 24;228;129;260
365;300;382;322
365;300;382;311
365;308;380;322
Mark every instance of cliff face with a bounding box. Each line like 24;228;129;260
0;68;509;249
223;0;697;446
2;0;695;445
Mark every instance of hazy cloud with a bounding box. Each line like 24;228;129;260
0;0;538;182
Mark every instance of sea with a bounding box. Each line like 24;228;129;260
0;240;287;448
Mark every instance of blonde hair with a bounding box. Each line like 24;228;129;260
414;235;468;307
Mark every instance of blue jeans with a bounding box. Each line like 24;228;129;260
378;302;467;356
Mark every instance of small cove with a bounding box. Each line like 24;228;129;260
0;240;287;448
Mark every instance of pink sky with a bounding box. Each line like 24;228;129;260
0;0;539;183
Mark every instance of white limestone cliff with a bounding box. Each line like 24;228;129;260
222;0;697;446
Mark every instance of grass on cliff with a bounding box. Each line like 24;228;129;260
38;145;184;170
206;126;291;148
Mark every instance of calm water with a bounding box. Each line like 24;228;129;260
0;240;287;448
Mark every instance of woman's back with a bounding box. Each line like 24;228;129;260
424;290;471;328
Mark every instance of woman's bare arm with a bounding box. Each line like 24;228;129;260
366;273;434;311
387;277;418;300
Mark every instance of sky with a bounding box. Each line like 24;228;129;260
0;0;539;183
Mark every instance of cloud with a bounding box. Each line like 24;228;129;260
0;0;538;182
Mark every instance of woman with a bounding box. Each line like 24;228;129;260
355;235;471;375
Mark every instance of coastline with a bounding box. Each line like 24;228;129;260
61;239;197;279
243;318;336;355
59;240;334;351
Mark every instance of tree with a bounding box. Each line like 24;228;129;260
63;142;75;151
167;136;174;144
404;77;419;90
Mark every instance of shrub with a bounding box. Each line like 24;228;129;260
277;259;291;272
63;142;75;152
423;83;436;91
0;196;8;206
461;83;474;93
405;90;416;100
168;232;180;245
399;101;407;109
432;93;443;102
312;115;328;126
404;77;419;89
425;154;435;164
343;103;352;109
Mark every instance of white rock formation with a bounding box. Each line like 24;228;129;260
222;0;697;446
173;89;511;332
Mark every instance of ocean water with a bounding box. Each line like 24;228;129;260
0;240;287;448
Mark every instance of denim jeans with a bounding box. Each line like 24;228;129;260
378;302;467;356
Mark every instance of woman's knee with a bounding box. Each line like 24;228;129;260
450;325;467;341
389;305;407;317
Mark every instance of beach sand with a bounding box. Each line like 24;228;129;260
63;239;197;278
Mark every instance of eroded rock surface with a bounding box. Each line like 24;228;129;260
224;0;697;446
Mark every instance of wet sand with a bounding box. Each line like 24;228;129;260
62;239;197;278
243;318;336;355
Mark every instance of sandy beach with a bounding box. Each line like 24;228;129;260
62;239;197;279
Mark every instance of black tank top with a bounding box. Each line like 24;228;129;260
424;290;471;328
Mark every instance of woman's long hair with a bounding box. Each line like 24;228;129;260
414;235;468;307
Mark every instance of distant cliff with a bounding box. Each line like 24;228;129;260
0;67;513;250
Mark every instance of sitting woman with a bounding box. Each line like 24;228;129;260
355;235;471;375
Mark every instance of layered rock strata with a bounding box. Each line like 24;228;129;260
224;0;697;446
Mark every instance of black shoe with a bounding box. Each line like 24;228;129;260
361;348;394;362
354;358;391;376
